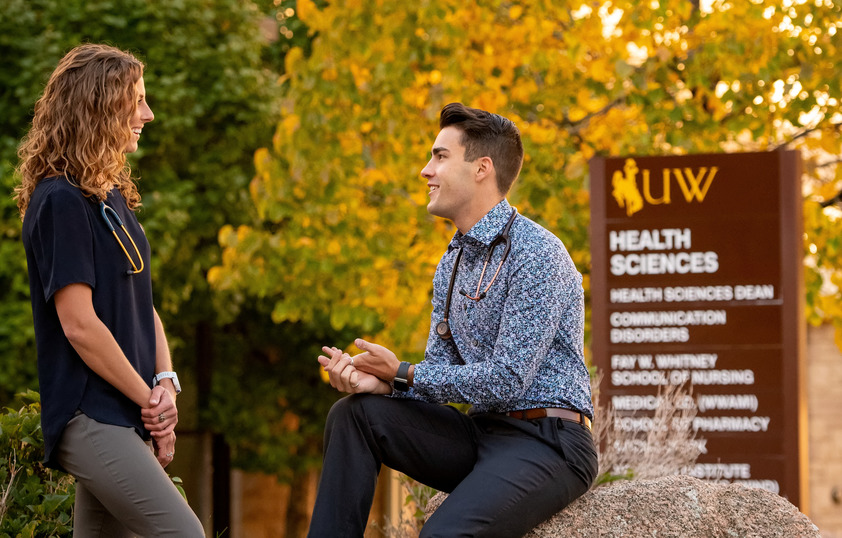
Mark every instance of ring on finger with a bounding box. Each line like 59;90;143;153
166;452;174;458
158;413;166;423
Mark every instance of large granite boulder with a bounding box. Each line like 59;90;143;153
425;475;820;537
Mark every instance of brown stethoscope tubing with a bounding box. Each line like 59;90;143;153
435;208;518;340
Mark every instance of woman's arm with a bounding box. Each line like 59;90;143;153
54;282;152;407
56;284;179;466
141;309;179;441
152;308;177;398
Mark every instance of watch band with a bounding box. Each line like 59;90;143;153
393;361;411;392
153;371;182;394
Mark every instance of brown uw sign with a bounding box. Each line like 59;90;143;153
589;151;807;510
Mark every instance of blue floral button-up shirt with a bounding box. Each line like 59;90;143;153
399;199;594;419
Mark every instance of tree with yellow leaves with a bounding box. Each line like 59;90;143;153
212;0;842;358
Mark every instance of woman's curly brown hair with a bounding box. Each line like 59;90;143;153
14;43;145;218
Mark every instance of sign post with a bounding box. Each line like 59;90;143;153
589;151;807;509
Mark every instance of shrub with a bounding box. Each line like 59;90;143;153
592;381;703;486
0;390;74;537
379;474;437;538
0;391;192;537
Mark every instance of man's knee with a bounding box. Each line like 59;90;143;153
324;394;389;436
326;394;367;426
330;392;398;417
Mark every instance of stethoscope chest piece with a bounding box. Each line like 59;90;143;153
436;320;453;340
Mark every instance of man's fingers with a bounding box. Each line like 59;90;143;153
327;351;353;372
327;356;349;389
324;347;347;370
355;339;383;359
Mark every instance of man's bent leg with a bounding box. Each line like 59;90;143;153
308;395;479;538
421;416;598;538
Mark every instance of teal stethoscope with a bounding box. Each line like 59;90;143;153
99;201;144;275
435;208;517;340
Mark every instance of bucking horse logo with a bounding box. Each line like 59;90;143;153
611;158;644;217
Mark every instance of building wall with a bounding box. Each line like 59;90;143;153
229;467;395;538
807;324;842;536
228;469;319;538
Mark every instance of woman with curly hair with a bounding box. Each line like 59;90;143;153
15;44;204;536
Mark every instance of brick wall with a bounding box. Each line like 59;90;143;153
807;324;842;536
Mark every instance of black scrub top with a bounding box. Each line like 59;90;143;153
22;176;156;470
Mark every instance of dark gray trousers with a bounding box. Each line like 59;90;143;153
56;412;204;537
308;394;598;538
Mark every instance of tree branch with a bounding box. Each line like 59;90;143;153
816;157;842;169
772;120;842;151
820;189;842;208
564;96;626;136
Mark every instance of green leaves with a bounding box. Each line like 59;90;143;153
0;391;187;535
0;392;75;537
0;0;302;478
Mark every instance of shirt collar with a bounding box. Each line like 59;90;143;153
448;199;513;249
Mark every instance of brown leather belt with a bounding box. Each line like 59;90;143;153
506;408;592;431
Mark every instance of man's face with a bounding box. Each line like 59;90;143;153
421;126;477;224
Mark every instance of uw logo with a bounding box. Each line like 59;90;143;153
611;158;719;217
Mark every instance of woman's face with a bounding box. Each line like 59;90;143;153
125;76;154;153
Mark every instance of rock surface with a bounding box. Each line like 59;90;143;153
425;475;821;537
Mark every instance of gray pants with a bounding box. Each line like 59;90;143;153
56;412;204;537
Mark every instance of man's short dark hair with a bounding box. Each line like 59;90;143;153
439;102;524;195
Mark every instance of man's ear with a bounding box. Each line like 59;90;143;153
474;156;495;184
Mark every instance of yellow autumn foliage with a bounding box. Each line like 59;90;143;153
211;0;842;354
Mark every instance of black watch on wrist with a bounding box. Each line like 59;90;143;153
394;361;411;392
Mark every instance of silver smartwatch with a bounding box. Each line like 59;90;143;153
152;371;182;394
